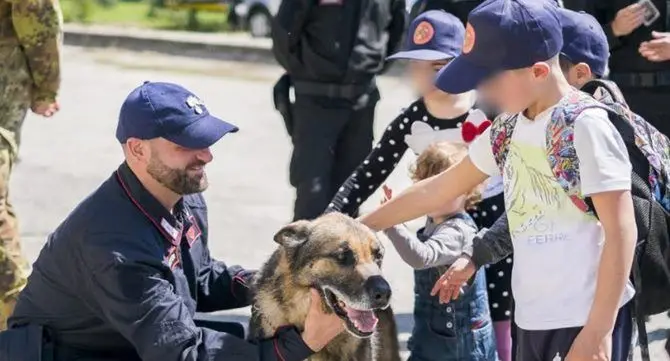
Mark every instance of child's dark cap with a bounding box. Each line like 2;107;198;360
435;0;563;94
387;10;464;61
558;8;609;77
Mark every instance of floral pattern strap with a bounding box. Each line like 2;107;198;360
546;91;604;217
489;113;519;175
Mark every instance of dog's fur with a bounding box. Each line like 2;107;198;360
249;213;401;361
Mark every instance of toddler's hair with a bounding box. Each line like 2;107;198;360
410;142;481;209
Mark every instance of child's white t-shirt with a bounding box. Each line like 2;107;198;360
468;102;636;331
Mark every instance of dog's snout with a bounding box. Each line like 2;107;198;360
364;276;391;307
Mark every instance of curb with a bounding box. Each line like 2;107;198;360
63;26;277;64
63;25;406;76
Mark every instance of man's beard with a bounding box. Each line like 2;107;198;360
146;155;208;195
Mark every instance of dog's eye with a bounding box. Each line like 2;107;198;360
336;248;356;266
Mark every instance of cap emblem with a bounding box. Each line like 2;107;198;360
463;23;476;54
186;95;205;115
413;21;434;45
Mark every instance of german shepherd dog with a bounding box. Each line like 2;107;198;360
249;213;401;361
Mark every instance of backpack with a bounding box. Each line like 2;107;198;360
489;82;670;361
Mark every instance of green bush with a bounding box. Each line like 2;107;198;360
97;0;118;8
62;0;97;23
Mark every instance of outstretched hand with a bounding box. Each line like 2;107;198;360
430;255;476;303
640;31;670;62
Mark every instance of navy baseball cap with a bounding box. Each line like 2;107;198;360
435;0;563;94
558;9;609;77
116;81;238;149
387;10;464;61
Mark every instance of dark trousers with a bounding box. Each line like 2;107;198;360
620;86;670;137
289;88;379;221
516;303;633;361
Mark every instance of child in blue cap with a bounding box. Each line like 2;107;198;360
358;1;636;360
557;9;610;89
327;11;507;360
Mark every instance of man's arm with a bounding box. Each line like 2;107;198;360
464;212;513;268
80;234;314;361
10;0;62;104
385;0;407;61
197;252;256;312
271;0;311;72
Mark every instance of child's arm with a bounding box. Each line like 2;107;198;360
569;108;636;356
360;157;488;231
359;122;500;231
328;111;410;216
586;191;636;334
465;212;513;268
384;223;474;270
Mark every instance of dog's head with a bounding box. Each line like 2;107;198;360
273;212;391;338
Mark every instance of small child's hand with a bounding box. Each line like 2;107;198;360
430;255;476;303
380;184;393;205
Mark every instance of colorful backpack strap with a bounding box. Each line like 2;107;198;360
489;113;519;175
583;80;670;211
547;91;611;217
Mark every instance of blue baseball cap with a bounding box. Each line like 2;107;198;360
116;81;238;149
435;0;563;94
387;10;464;61
558;9;609;77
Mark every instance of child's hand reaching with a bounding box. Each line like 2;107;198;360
430;255;476;303
380;184;393;205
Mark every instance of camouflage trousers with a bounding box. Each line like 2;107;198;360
0;45;33;330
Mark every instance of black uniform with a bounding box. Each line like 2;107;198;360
566;0;670;136
272;0;407;221
408;0;565;24
408;0;484;23
6;163;314;361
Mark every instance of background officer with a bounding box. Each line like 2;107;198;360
565;0;670;135
0;0;62;329
408;0;483;23
271;0;407;221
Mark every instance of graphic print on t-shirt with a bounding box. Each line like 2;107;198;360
503;140;588;240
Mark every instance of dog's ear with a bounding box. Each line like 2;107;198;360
273;220;311;248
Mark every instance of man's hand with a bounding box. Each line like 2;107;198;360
430;255;476;304
611;3;646;37
301;289;345;352
640;31;670;62
565;328;612;361
31;101;59;117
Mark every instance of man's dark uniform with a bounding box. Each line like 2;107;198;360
566;0;670;136
409;0;484;23
2;82;315;361
272;0;407;221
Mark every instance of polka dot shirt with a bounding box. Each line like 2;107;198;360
327;99;469;216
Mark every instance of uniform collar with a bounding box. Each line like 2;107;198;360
115;162;185;246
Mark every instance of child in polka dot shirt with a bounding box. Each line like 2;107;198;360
382;142;497;361
326;10;515;360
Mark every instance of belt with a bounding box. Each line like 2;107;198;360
292;80;374;100
610;71;670;88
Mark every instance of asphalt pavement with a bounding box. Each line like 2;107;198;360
11;46;669;360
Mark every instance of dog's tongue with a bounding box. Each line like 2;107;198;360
344;306;378;333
